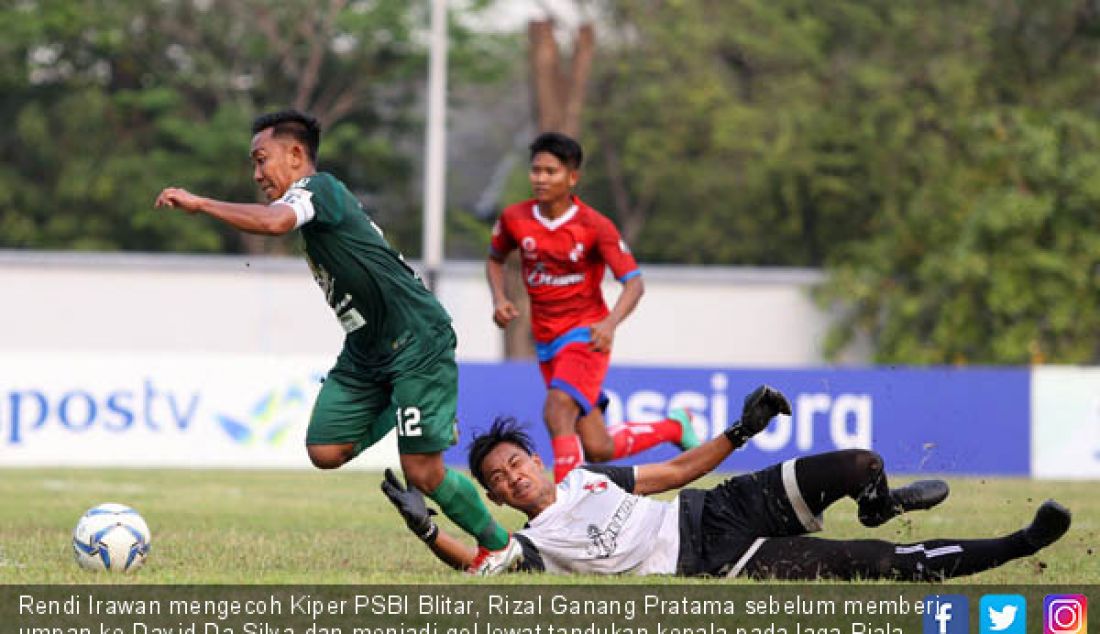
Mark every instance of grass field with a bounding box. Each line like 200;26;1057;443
0;468;1096;584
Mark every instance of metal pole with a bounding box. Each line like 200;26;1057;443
422;0;448;293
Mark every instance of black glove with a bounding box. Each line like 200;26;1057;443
724;385;792;449
381;468;439;543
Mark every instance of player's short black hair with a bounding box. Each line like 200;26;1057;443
529;132;583;169
251;109;321;164
468;416;537;487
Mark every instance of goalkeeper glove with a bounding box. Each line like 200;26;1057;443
724;385;792;449
381;468;439;543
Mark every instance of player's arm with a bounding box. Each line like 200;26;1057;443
589;218;644;352
486;256;520;329
381;469;477;570
155;187;297;236
633;386;792;495
589;275;644;352
486;217;520;329
426;528;478;570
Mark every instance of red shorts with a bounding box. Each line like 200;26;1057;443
539;342;610;414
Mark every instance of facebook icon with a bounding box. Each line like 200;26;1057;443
925;595;970;634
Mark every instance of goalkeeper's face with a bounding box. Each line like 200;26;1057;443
250;129;309;201
480;442;554;517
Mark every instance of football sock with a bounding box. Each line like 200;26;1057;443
744;534;1035;581
609;420;683;459
551;434;583;483
427;468;509;550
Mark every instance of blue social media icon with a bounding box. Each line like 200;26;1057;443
925;595;970;634
981;595;1026;634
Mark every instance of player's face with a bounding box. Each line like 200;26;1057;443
250;129;305;201
481;442;551;514
529;152;578;206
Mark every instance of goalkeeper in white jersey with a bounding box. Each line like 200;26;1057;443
383;386;1071;579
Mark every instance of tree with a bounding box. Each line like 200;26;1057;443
573;0;1100;363
819;0;1100;364
0;0;506;255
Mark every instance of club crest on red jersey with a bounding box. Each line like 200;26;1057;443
569;243;585;262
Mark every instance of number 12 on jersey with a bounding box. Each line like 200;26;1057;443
395;407;422;437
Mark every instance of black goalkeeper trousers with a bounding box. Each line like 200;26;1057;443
741;450;1036;581
742;533;1036;581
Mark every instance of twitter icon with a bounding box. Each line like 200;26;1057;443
982;595;1027;634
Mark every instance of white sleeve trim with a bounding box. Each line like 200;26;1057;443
274;187;316;229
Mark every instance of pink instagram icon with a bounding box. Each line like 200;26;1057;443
1045;595;1088;634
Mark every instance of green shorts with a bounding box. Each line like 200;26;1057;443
305;334;459;455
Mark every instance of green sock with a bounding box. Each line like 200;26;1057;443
427;468;509;550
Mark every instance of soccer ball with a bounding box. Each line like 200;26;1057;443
72;503;151;573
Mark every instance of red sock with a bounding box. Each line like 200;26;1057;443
610;419;682;459
552;434;584;483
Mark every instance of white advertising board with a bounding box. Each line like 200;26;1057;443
0;354;399;469
1031;366;1100;479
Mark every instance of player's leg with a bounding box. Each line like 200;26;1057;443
552;344;699;467
391;342;510;552
539;344;592;481
738;500;1071;581
695;451;947;566
305;367;391;469
577;404;701;462
543;386;587;482
792;450;949;526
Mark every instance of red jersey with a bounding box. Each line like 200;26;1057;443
489;196;640;344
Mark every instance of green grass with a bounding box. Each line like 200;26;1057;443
0;468;1096;584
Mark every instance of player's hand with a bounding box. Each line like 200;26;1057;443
381;469;439;543
155;187;207;213
492;299;520;329
724;385;791;448
588;318;616;352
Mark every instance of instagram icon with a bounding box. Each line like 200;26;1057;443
1045;595;1088;634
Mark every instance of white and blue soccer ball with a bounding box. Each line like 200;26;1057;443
72;503;151;573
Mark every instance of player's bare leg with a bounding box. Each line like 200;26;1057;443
575;408;615;461
306;442;357;469
546;388;703;482
400;450;512;555
399;451;446;492
544;388;586;482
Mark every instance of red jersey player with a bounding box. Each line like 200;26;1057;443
486;132;700;482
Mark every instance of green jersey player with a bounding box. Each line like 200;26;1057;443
155;110;513;572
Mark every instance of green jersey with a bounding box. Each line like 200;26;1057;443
277;172;452;374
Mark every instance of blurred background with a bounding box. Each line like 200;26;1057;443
2;0;1099;478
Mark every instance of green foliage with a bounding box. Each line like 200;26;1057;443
583;0;1100;363
0;0;511;253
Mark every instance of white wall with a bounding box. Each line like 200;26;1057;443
0;251;865;366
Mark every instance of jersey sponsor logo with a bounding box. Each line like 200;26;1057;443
583;480;608;494
619;239;631;254
527;264;585;288
584;495;637;559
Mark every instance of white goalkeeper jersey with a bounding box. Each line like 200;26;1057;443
514;466;680;575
